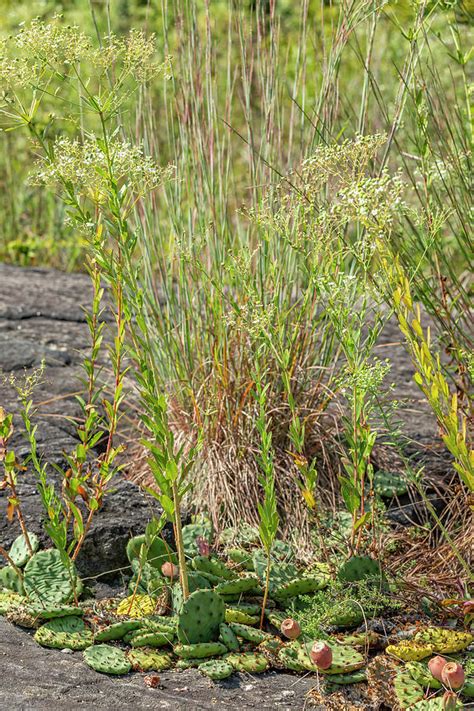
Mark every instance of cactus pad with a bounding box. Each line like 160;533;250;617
373;470;408;498
199;659;234;680
406;661;442;690
126;534;177;570
130;631;172;648
325;601;365;628
128;648;173;671
182;521;213;557
177;589;225;644
228;622;273;644
23;550;81;605
219;623;240;651
225;608;259;625
192;556;236;581
414;627;473;653
226;549;254;570
34;617;93;650
84;644;132;675
95;620;141;642
24;603;83;620
0;565;25;595
325;670;367;685
386;640;434;661
273;575;329;601
9;532;39;567
215;575;260;596
338;556;381;582
225;652;269;674
115;594;157;618
0;590;24;615
174;641;228;658
393;668;425;709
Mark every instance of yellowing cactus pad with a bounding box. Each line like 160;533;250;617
386;641;434;661
414;627;474;654
116;594;157;618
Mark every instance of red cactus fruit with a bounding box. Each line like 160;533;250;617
441;662;465;690
310;641;333;670
161;561;179;579
428;655;448;681
280;618;301;640
442;691;459;710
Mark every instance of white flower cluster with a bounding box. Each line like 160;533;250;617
15;16;92;65
32;136;175;200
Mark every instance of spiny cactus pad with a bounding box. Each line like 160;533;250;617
95;620;142;642
130;631;172;647
126;534;177;570
9;532;39;567
325;601;365;628
84;644;132;675
225;608;259;625
215;575;261;596
229;622;273;644
115;594;157;618
406;661;442;690
0;565;25;595
0;590;24;614
273;575;329;601
325;670;367;685
128;648;173;671
393;668;425;709
24;603;83;620
386;640;434;661
23;550;80;605
182;522;213;557
199;659;234;680
373;470;408;498
34;619;93;650
337;556;381;583
414;627;473;653
225;652;269;673
219;622;240;651
192;556;237;581
177;589;225;644
226;549;254;570
252;551;299;593
174;641;228;658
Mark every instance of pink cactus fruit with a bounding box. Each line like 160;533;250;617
161;561;179;579
441;662;465;690
310;641;333;670
428;655;448;682
280;618;301;640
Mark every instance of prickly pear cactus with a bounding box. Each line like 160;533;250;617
252;551;298;593
323;644;366;675
273;575;329;601
219;623;240;651
192;556;236;581
373;470;408;498
174;641;228;659
35;617;93;650
182;521;213;557
94;620;142;642
128;560;168;596
324;670;367;685
338;556;381;583
130;631;172;648
115;594;156;618
177;589;225;644
24;603;83;620
225;549;254;571
386;640;434;661
215;575;261;596
23;549;81;605
128;648;173;671
225;652;269;674
199;659;234;680
228;623;273;644
335;631;381;648
393;668;425;709
0;565;25;595
126;534;177;571
405;661;442;690
225;608;259;625
8;532;39;567
414;627;473;653
0;590;24;615
278;644;313;672
324;601;365;628
84;644;132;675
